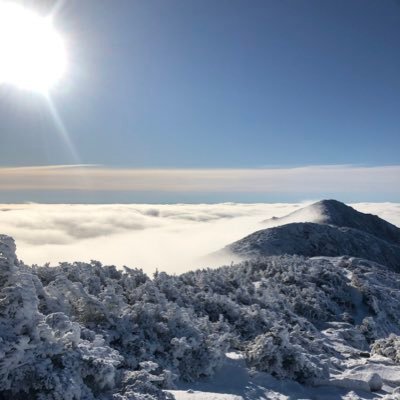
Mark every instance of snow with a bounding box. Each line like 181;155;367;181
226;222;400;271
227;200;400;272
173;351;396;400
169;391;243;400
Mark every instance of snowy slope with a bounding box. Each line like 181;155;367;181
226;222;400;271
171;352;400;400
262;200;400;246
314;200;400;245
225;200;400;271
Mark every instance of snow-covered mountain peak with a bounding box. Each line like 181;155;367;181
264;199;400;246
224;200;400;270
313;199;400;245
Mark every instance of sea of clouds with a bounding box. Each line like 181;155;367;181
0;202;399;274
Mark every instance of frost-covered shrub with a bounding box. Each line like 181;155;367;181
113;370;175;400
0;236;164;400
0;278;122;399
347;261;400;338
371;334;400;363
3;232;400;397
359;317;379;343
245;325;329;383
169;329;228;381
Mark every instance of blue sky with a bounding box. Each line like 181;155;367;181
0;0;399;202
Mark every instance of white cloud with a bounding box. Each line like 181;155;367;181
0;202;399;275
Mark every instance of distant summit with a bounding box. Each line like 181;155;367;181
223;200;400;271
312;199;400;246
263;199;400;246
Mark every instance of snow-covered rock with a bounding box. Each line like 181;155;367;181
372;335;400;364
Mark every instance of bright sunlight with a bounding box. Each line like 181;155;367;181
0;2;67;93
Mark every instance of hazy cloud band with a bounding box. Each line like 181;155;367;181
0;165;399;194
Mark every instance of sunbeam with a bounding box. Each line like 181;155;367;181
48;0;68;20
43;94;79;164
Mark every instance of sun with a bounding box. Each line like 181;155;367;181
0;2;67;93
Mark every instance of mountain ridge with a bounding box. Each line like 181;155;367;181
263;199;400;246
310;200;400;245
224;200;400;270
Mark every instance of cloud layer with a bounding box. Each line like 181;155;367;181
0;165;399;195
0;202;399;274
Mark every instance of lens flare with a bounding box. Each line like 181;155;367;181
0;2;67;93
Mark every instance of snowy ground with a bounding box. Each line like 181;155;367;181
170;353;400;400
